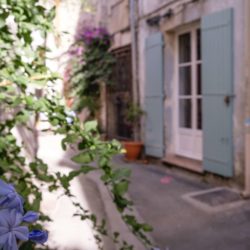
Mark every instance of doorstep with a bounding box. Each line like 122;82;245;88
163;154;203;174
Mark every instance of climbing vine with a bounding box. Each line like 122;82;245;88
65;26;115;115
0;1;152;249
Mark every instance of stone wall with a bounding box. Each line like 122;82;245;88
47;0;95;85
96;0;131;49
138;0;174;17
137;0;245;179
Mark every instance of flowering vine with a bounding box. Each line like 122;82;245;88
0;1;153;249
65;26;115;115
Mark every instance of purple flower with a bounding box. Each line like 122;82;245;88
22;211;39;223
68;45;84;57
0;179;24;213
29;230;48;244
0;209;29;250
0;179;49;249
65;110;76;124
76;46;84;56
75;26;111;46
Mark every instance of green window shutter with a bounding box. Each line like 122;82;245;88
202;8;234;177
144;33;164;157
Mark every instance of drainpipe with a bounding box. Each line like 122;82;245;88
129;0;139;141
243;0;250;197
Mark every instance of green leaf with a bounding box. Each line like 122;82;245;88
84;120;97;132
9;165;23;174
71;152;93;164
60;175;70;190
113;168;131;181
19;240;36;250
114;181;129;196
0;17;6;29
16;111;30;123
142;224;153;232
61;134;78;150
67;170;81;181
80;165;96;174
31;193;42;211
67;166;96;181
51;118;59;126
99;156;109;167
25;96;35;106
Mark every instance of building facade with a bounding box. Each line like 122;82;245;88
98;0;249;186
95;0;134;139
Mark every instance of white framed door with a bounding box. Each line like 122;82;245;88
174;24;203;160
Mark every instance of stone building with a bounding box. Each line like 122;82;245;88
95;0;133;139
96;0;250;190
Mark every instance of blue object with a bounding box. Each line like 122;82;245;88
65;110;76;124
29;230;48;244
202;8;234;177
0;179;48;249
0;179;24;213
0;209;29;250
23;211;39;223
145;32;165;157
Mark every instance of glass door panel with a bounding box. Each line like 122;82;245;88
176;26;203;160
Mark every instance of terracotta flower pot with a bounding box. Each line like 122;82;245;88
122;141;143;161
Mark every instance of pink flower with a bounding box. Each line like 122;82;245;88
75;26;111;46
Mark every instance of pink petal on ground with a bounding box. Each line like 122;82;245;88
160;176;173;184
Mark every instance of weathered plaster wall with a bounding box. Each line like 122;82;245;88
138;0;245;179
138;0;175;17
103;0;131;49
46;0;95;93
109;0;130;33
95;0;107;26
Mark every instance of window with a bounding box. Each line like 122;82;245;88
107;45;133;139
178;28;202;130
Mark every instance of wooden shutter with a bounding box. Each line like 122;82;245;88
202;8;234;177
144;33;164;157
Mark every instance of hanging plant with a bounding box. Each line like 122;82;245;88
66;26;115;115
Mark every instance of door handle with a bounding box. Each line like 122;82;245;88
224;95;235;106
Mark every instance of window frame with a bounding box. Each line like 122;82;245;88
176;24;202;132
173;22;203;160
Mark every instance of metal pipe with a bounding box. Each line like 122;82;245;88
130;0;138;105
129;0;139;140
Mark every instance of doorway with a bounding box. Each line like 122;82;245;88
175;25;203;160
107;45;133;139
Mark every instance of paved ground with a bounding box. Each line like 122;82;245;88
114;156;250;250
38;133;101;250
38;134;144;250
37;133;250;250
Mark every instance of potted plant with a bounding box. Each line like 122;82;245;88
122;103;145;161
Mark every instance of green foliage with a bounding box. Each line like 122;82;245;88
124;103;145;140
67;29;115;115
125;103;145;124
0;1;153;250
